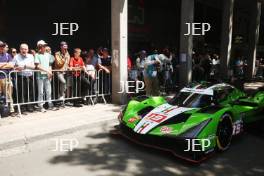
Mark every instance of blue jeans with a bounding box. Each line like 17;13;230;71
37;77;53;107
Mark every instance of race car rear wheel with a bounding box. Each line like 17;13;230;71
216;113;233;151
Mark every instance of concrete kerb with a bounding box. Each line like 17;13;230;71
0;118;117;152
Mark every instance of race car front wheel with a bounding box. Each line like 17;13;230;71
216;113;233;151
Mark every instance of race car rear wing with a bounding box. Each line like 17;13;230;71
180;87;214;96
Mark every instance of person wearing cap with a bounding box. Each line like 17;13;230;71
0;41;15;115
34;40;55;112
54;41;71;100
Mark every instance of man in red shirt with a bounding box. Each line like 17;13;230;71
69;48;90;107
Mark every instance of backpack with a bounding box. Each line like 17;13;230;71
0;96;9;118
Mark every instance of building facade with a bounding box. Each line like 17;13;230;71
0;0;263;104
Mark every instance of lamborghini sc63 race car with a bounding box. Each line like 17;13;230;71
115;83;264;163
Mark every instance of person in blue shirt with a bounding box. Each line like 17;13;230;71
143;50;161;96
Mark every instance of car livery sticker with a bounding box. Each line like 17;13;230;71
232;119;243;135
128;117;139;123
160;126;172;134
134;103;194;134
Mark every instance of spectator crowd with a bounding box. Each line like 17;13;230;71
1;39;264;118
129;48;264;97
0;40;112;116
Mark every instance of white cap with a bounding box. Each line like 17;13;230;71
37;40;47;46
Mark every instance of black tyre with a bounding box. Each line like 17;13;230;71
216;113;233;151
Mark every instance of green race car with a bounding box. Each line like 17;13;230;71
115;83;264;163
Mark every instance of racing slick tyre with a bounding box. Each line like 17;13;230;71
216;113;233;151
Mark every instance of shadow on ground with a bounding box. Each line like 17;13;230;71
49;123;264;176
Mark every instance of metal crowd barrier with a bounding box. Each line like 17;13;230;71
7;69;111;117
97;69;111;104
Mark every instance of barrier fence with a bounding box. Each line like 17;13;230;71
0;68;176;118
0;69;111;117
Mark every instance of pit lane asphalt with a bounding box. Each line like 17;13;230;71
0;120;263;176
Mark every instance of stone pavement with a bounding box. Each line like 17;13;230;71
0;104;120;150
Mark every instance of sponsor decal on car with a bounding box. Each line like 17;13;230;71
145;113;168;123
233;118;243;135
128;117;139;123
160;126;172;134
134;103;194;134
137;122;151;133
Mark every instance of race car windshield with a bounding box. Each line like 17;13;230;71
168;92;213;108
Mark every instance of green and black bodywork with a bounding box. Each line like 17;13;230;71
115;83;264;163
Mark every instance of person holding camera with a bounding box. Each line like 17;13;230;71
143;50;161;96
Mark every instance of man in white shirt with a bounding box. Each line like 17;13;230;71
12;43;35;114
158;48;173;90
